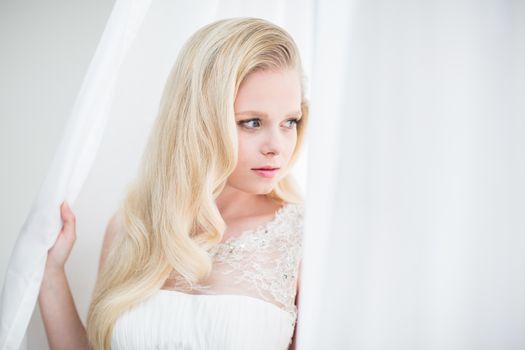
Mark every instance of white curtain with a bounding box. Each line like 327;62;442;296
0;1;153;348
298;1;525;349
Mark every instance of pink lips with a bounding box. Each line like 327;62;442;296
252;168;280;178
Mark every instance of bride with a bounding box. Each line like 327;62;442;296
38;17;309;350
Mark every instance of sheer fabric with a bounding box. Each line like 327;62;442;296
111;201;304;349
0;1;154;348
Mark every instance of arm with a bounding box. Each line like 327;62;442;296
39;265;89;350
38;202;119;350
288;262;302;350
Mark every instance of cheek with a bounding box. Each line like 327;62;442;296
285;132;298;156
235;135;253;166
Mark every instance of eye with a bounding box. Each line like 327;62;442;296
238;118;261;129
237;117;301;130
285;118;300;129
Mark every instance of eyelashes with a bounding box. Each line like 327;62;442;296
237;118;301;130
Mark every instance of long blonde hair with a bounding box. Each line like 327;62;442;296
86;17;309;349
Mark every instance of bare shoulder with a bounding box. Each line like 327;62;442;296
98;209;124;274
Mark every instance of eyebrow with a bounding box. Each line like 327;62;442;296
235;110;302;119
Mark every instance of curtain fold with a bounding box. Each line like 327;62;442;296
0;1;153;348
297;1;525;349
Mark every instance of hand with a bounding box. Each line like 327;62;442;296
45;201;77;272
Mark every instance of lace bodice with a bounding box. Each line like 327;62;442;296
161;201;304;324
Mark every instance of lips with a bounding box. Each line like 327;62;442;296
252;167;280;178
252;166;279;170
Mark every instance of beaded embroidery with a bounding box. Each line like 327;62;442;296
163;202;304;325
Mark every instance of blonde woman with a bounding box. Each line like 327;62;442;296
38;17;309;350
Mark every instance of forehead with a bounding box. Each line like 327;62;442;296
234;68;302;118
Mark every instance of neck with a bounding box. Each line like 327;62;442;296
215;186;266;221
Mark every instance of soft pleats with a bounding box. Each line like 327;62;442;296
111;289;295;350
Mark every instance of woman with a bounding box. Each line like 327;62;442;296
39;17;309;350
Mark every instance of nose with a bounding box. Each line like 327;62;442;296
260;128;281;157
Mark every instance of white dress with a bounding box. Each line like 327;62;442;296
111;202;304;350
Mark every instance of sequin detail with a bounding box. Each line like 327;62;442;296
164;202;304;326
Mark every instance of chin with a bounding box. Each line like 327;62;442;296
252;185;274;195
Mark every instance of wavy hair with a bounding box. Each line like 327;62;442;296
86;17;309;349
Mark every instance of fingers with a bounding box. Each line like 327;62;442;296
60;201;76;237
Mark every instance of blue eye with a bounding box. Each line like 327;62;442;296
237;118;300;130
239;119;261;129
285;118;300;128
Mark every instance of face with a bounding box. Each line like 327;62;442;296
228;67;302;195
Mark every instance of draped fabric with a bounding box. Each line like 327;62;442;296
0;1;153;349
298;1;525;349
